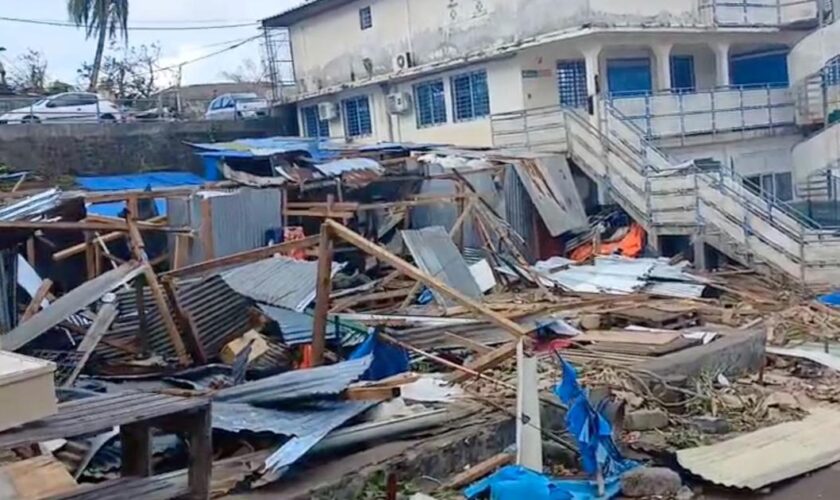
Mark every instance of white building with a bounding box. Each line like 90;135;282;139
262;0;840;285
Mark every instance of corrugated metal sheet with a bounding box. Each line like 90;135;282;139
257;304;338;346
222;257;343;312
677;408;840;489
0;188;62;221
167;187;284;267
511;156;588;236
214;354;372;405
213;400;373;436
503;166;536;262
1;262;144;351
645;281;706;299
76;172;205;217
316;158;382;176
99;274;251;362
401;226;482;307
189;136;333;161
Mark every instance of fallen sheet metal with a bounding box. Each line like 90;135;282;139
221;256;344;312
676;407;840;489
214;355;372;405
401;226;482;306
1;262;144;351
213;400;374;437
257;304;338;346
767;346;840;371
510;156;587;236
0;188;62;221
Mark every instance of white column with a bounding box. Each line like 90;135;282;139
713;43;731;87
583;46;602;97
653;43;674;92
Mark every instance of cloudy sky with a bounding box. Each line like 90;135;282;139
0;0;302;88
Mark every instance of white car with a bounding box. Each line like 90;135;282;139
205;93;270;121
0;92;121;124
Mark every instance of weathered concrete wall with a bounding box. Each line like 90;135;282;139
0;111;297;178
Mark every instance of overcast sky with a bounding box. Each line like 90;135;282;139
0;0;301;88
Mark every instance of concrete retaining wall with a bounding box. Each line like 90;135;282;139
0;108;297;178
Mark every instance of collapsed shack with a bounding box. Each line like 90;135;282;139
0;141;839;499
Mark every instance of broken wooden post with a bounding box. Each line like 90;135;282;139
199;197;215;260
134;277;149;356
63;298;119;387
20;279;53;323
311;224;334;367
161;278;208;364
325;219;529;339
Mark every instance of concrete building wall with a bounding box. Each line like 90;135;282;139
791;124;840;184
663;134;800;178
288;0;703;93
788;19;840;83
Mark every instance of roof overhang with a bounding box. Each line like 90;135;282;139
262;0;357;27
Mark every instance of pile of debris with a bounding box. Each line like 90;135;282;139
1;141;839;499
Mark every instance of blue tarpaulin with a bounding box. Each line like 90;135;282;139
77;171;205;217
349;331;409;381
189;136;337;162
463;465;622;500
819;291;840;307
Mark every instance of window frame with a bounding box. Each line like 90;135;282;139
670;55;696;94
557;59;588;108
342;95;373;138
450;69;490;122
413;78;447;128
359;6;372;30
301;105;330;138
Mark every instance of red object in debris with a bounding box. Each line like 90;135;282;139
570;223;646;261
300;345;313;369
533;338;574;353
284;227;307;260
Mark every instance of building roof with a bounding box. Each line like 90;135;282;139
262;0;358;27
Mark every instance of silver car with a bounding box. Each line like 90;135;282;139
0;92;122;124
204;93;270;121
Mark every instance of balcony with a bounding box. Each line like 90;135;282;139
698;0;819;26
610;86;796;142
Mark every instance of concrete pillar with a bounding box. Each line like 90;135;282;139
693;234;707;271
583;46;602;97
653;43;673;92
713;43;731;87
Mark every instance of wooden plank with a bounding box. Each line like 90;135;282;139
199;197;215;261
443;331;493;354
63;301;119;387
186;406;212;500
20;278;53;323
52;216;167;261
344;386;401;401
325;220;529;339
444;453;514;489
172;233;190;270
162;278;208;364
0;220;190;232
0;455;78;499
449;342;517;383
311;224;334;367
25;237;35;265
161;235;319;280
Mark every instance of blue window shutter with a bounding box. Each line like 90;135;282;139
302;106;329;138
607;58;652;97
823;55;840;87
342;96;371;137
670;55;695;92
451;70;490;121
414;80;447;127
557;60;587;107
730;49;789;88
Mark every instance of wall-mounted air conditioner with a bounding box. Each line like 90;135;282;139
392;52;414;73
386;92;412;114
318;102;339;121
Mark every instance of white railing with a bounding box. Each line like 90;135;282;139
610;86;796;141
491;100;840;284
793;120;840;183
489;106;567;151
698;0;819;26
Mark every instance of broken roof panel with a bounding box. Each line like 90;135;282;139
221;256;344;312
401;226;482;307
0;188;62;221
213;400;373;437
1;262;144;351
257;304;338;346
511;156;587;236
189;136;336;162
677;408;840;489
214;355;372;405
76;172;205;217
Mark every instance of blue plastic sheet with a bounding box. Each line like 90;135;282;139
463;465;622;500
819;291;840;307
77;171;205;217
349;330;409;381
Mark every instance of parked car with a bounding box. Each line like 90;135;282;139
204;93;270;120
0;92;122;124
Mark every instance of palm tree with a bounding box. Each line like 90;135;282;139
67;0;129;91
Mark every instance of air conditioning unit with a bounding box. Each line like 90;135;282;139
392;52;414;73
318;102;339;121
386;92;412;114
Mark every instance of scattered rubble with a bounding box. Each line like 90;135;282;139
0;141;839;499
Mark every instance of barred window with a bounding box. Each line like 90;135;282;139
342;96;372;137
451;70;490;121
301;105;329;138
557;60;587;108
414;79;447;127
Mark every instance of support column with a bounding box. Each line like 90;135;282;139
653;43;673;92
583;46;602;98
713;43;731;87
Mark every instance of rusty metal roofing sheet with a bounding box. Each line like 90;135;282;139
257;304;338;346
676;408;840;489
221;256;344;312
214;354;372;405
400;226;481;307
1;262;144;351
511;156;587;236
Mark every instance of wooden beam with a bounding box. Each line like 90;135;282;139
448;342;518;384
445;453;514;489
162;235;319;280
311;224;334;367
172;233;190;270
325;219;529;339
25;237;35;266
20;279;53;323
63;301;119;387
0;220;191;233
52;216;167;262
199;197;215;260
161;278;208;364
344;385;401;401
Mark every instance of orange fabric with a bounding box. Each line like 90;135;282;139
284;226;307;260
300;345;313;369
569;223;646;262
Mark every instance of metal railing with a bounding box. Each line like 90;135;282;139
609;85;796;142
0;95;273;125
698;0;819;26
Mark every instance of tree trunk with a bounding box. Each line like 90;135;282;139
88;25;108;92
